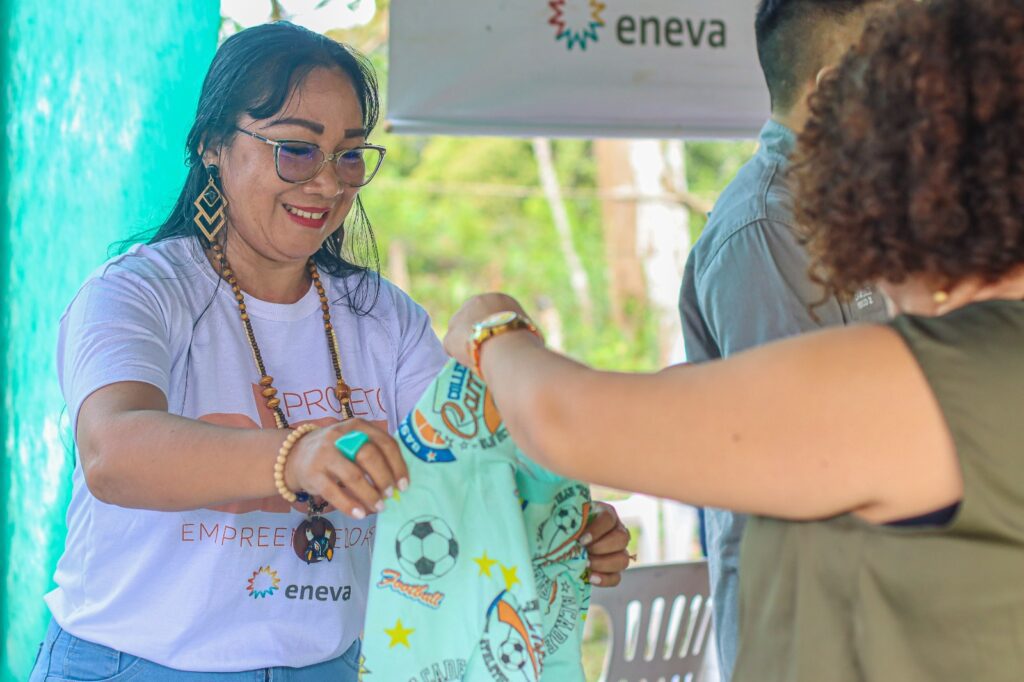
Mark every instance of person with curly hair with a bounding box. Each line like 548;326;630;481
443;0;1024;679
679;1;890;677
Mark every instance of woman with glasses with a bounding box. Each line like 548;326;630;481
30;21;630;680
444;0;1024;680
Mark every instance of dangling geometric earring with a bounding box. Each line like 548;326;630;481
193;165;228;243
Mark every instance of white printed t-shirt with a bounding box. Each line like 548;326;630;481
47;236;447;670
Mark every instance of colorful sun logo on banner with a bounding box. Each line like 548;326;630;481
246;565;281;599
548;0;607;51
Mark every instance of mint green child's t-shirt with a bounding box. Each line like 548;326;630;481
361;361;591;681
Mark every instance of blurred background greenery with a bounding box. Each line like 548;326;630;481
321;3;756;371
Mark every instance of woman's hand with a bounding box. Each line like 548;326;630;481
285;420;408;520
581;502;632;587
443;293;530;367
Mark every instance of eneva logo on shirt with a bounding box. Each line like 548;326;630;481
244;566;354;602
247;565;280;598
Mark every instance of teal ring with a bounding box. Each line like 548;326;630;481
335;431;370;462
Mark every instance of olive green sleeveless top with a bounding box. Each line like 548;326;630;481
733;300;1024;682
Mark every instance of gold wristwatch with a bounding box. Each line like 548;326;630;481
469;311;542;378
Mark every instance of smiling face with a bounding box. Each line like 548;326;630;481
204;67;367;266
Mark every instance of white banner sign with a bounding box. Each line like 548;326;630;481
388;0;770;139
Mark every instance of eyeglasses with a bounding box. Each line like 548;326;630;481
234;127;386;187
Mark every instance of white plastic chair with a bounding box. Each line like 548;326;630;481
590;561;714;682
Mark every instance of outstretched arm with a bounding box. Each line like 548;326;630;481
445;294;962;524
77;381;406;516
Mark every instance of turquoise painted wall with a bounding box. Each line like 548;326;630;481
2;2;220;678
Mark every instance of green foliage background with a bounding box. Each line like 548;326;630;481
348;43;756;371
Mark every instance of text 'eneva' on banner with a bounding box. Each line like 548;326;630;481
388;0;769;139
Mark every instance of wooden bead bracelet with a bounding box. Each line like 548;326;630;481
274;423;317;503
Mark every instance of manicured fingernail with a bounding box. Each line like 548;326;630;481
579;533;593;546
352;507;366;520
590;574;603;585
383;486;394;499
375;500;386;513
398;478;409;492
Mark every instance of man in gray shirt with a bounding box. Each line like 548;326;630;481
679;1;889;679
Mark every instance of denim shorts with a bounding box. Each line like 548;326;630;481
29;619;361;681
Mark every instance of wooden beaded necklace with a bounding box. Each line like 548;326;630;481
210;242;352;564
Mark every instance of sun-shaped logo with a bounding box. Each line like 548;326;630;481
548;0;607;51
246;565;281;599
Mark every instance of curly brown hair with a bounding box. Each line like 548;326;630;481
791;0;1024;297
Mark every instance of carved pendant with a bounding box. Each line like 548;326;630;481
294;515;337;564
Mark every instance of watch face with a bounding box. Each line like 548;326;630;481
481;310;518;329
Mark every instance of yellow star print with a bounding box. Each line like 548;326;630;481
501;563;520;591
474;551;498;577
385;618;415;648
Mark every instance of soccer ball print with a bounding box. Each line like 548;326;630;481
396;515;460;580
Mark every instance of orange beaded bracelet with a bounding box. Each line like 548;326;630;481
274;423;317;503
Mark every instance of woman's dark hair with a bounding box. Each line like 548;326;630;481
792;0;1024;298
150;21;381;312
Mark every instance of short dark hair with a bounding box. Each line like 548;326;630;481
755;0;879;112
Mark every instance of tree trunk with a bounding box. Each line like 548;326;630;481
387;239;411;293
595;139;646;332
630;140;690;367
532;138;593;326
